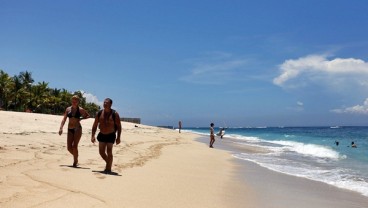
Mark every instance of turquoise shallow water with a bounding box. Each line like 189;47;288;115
184;126;368;197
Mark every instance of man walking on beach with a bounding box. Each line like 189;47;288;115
209;123;215;148
91;98;122;173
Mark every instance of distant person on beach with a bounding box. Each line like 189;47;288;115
217;128;225;139
179;120;182;133
351;141;357;148
59;95;90;167
209;123;215;148
335;140;339;146
91;98;122;173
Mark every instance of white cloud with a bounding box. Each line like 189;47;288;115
292;101;304;112
181;52;248;84
286;101;305;112
81;91;103;107
273;54;368;88
331;98;368;115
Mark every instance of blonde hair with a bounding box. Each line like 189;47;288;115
71;95;80;102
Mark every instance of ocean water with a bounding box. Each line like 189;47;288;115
183;126;368;197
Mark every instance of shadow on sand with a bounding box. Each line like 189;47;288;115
59;165;91;170
92;170;122;176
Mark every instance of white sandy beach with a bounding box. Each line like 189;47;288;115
0;111;254;208
2;111;368;208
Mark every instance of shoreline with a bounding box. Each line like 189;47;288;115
196;136;368;208
235;159;368;208
2;111;367;207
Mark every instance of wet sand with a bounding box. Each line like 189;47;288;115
199;136;368;208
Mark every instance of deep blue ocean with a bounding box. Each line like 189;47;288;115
183;126;368;197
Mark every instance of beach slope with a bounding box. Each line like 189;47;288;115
0;111;254;208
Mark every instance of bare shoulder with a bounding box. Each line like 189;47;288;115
114;110;121;118
65;106;72;112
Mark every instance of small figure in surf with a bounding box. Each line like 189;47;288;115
217;128;226;139
209;123;215;148
351;141;357;148
334;140;339;146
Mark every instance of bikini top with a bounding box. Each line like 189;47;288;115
67;107;81;119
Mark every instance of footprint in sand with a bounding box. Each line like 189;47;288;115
93;173;106;179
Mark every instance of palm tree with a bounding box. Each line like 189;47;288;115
48;88;63;114
10;75;26;111
19;71;34;110
19;71;34;85
84;102;101;117
1;70;103;116
34;81;52;113
0;70;13;110
59;88;72;112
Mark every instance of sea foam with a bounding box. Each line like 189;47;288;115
269;140;341;160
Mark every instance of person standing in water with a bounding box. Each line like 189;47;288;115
59;95;90;167
91;98;122;173
351;141;357;148
209;123;215;148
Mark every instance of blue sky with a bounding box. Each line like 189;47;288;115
2;0;368;127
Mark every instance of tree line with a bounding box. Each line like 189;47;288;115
0;70;100;116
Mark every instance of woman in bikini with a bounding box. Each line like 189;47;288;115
59;95;90;167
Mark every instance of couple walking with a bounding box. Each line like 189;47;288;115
59;96;122;173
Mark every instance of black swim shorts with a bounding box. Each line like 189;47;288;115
97;132;116;143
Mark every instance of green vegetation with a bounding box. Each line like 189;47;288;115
0;70;100;116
